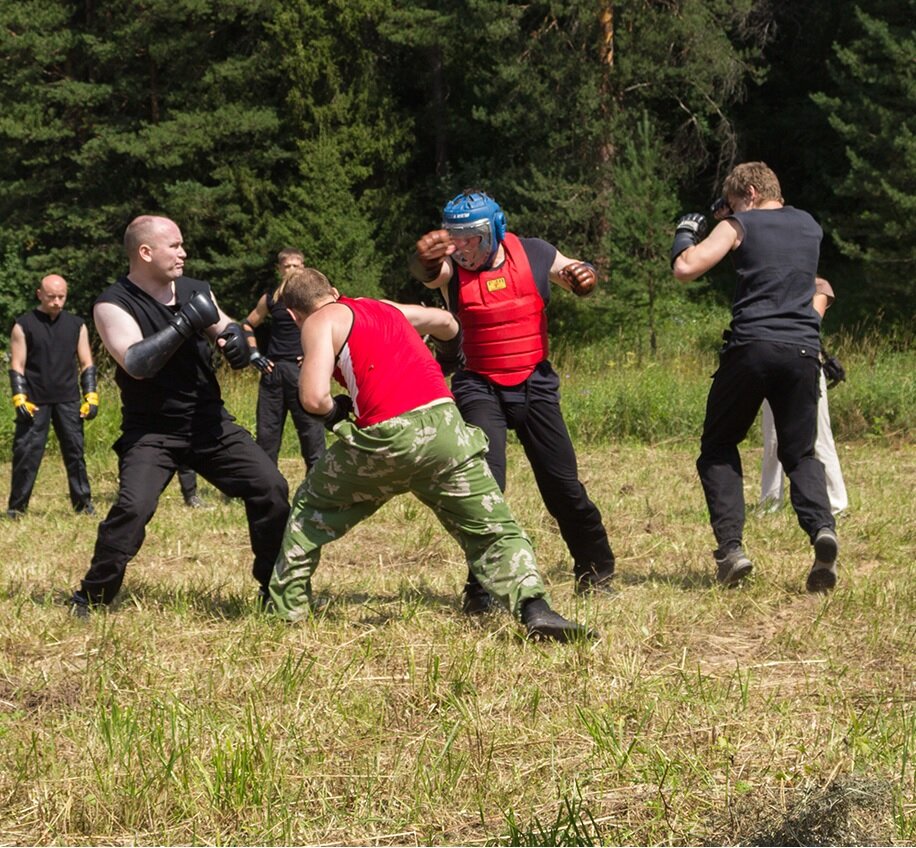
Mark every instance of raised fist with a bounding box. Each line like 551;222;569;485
670;213;709;266
561;262;598;298
173;291;219;339
410;229;453;281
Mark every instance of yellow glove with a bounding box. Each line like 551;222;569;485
12;393;38;422
80;391;100;420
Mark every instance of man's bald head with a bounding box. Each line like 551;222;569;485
124;215;177;257
40;274;68;292
36;274;68;315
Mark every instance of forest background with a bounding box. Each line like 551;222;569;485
0;0;913;350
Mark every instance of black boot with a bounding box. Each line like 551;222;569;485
521;598;598;643
461;572;493;615
574;558;616;594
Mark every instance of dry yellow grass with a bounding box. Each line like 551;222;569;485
0;439;913;845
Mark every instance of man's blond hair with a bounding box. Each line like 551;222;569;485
276;268;334;314
723;162;783;204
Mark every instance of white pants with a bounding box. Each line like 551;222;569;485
760;370;848;514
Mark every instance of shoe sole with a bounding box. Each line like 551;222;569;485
574;571;615;596
814;532;838;564
526;624;598;643
806;564;837;593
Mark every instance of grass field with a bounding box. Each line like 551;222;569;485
0;431;913;844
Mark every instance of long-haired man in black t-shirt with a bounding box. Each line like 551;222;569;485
70;215;289;615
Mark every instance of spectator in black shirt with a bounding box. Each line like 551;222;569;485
240;248;326;470
7;274;96;518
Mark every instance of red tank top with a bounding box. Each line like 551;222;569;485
332;297;451;427
456;233;548;386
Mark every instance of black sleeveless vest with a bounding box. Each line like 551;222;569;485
95;275;229;435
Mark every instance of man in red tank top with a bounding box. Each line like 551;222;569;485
266;267;596;643
410;189;616;614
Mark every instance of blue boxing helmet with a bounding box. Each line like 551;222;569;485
442;190;507;270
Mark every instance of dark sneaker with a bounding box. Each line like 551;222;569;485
522;598;598;643
714;545;753;587
807;527;839;593
70;590;93;618
75;502;95;516
184;495;205;509
256;586;276;613
574;560;616;595
461;579;493;615
5;509;25;520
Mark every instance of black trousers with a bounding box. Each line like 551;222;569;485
256;360;326;469
697;341;834;549
176;466;197;499
8;400;91;513
79;421;289;604
451;368;614;569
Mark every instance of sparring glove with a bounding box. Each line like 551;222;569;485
9;369;37;422
409;229;452;282
323;394;353;431
431;331;465;377
670;213;709;266
79;365;99;420
560;261;598;297
172;291;219;339
821;351;846;389
217;322;250;369
242;322;274;375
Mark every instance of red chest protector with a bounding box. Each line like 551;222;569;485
456;233;548;386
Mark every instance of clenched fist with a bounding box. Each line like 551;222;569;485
410;229;453;282
561;262;598;298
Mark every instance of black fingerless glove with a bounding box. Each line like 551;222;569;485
324;394;353;430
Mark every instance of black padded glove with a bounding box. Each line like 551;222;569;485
172;291;219;339
323;394;353;430
670;213;709;266
431;330;465;377
822;353;846;389
217;323;250;369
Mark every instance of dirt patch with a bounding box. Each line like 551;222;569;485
720;776;896;846
1;678;85;713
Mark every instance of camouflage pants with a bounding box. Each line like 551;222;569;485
269;399;547;621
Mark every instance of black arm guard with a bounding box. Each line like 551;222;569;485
9;369;28;395
123;324;186;379
80;365;98;394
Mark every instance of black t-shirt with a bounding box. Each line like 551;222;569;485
15;309;83;403
265;290;303;361
729;206;822;349
95;275;229;437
